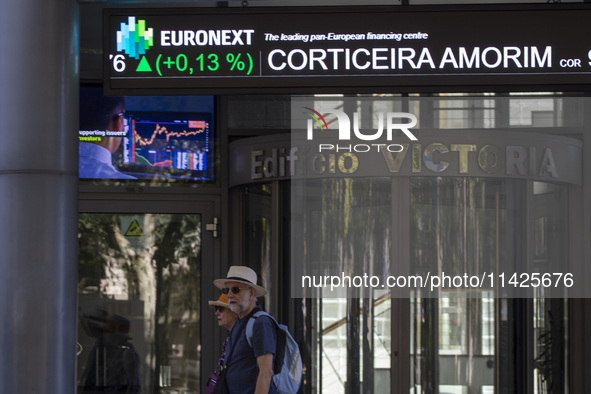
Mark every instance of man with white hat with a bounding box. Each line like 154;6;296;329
213;266;277;394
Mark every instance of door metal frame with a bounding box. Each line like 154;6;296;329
78;194;222;392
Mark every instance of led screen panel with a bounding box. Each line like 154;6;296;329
104;5;591;94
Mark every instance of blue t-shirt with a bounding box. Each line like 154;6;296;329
225;306;277;394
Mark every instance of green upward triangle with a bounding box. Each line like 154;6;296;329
136;56;152;72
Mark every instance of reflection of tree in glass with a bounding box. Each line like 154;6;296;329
79;214;122;293
152;214;201;390
410;178;506;279
315;178;392;287
78;213;201;392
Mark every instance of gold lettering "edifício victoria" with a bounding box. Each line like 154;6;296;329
251;143;559;179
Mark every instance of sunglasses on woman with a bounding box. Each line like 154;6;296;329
214;306;226;313
221;286;249;295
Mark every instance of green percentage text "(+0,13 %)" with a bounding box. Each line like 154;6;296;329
154;53;254;76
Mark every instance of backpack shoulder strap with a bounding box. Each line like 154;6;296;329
245;311;276;347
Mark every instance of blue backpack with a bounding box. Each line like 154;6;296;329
246;311;303;394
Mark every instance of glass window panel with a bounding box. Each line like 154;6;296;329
321;298;348;394
532;182;569;393
293;177;392;393
414;93;586;131
242;184;273;311
374;296;391;393
481;293;495;356
509;97;557;127
432;95;496;129
439;296;467;355
410;178;516;393
77;213;201;393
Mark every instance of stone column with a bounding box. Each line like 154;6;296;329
0;0;79;392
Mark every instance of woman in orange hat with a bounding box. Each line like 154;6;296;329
206;293;237;394
210;293;238;332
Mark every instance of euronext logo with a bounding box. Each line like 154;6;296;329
116;17;154;60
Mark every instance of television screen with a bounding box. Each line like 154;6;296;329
79;87;215;182
118;112;213;180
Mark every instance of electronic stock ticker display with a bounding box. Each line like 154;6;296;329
104;5;591;94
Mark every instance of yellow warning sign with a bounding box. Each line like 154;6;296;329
125;219;144;236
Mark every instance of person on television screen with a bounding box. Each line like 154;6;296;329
79;88;136;180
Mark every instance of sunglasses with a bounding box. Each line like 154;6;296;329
221;286;249;295
214;306;226;313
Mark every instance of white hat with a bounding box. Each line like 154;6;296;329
213;266;267;297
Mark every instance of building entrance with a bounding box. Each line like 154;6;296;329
227;91;584;392
290;176;570;393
